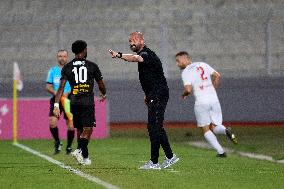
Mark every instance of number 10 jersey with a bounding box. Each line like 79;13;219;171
61;58;103;105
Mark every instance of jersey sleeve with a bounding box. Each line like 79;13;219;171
204;63;216;75
46;68;53;84
93;64;103;82
139;51;151;64
182;69;193;86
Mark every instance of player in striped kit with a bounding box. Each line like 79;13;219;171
175;51;237;157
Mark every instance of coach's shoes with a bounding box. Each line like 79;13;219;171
139;160;161;170
71;149;84;164
82;158;92;166
162;154;180;169
225;128;238;144
54;141;62;155
216;152;227;158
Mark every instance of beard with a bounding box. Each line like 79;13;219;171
130;44;140;53
58;60;66;66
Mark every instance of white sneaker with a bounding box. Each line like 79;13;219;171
82;158;92;166
71;149;80;157
139;160;161;170
71;149;84;164
161;154;179;169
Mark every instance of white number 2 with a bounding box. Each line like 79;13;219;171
72;66;87;83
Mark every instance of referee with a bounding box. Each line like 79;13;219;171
109;31;179;170
46;50;75;154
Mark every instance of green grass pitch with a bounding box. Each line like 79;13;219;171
1;126;284;189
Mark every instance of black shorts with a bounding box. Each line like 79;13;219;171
49;96;68;120
71;104;96;129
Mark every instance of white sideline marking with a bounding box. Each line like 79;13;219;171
188;141;284;164
13;143;120;189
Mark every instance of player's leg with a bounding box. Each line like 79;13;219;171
75;104;95;165
210;102;237;144
70;104;84;161
195;103;226;157
202;126;226;157
78;127;93;165
49;97;62;154
76;127;83;149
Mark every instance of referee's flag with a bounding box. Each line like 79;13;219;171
13;62;23;91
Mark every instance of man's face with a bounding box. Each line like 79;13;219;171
176;55;189;69
57;51;68;66
129;34;144;53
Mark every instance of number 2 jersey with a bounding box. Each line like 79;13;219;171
181;62;219;104
61;58;103;105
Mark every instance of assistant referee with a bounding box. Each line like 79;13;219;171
109;31;179;170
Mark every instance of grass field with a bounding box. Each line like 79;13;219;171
1;126;284;189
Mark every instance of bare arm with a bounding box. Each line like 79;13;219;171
211;71;221;89
97;80;106;96
182;85;193;99
54;79;67;104
46;83;56;96
108;49;143;63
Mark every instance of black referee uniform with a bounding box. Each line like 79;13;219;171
138;46;173;164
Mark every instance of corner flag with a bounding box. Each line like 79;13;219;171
13;62;23;144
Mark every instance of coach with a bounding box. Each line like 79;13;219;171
109;31;179;170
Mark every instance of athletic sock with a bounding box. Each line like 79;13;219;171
76;129;82;149
213;125;226;135
204;130;224;154
79;138;89;158
50;127;60;142
67;130;75;148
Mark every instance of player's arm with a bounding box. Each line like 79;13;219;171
53;79;67;117
182;85;193;100
45;83;56;96
108;49;143;63
211;71;221;89
97;80;107;101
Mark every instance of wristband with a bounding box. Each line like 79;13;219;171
54;103;59;108
116;52;122;58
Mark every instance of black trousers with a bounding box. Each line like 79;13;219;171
147;93;173;164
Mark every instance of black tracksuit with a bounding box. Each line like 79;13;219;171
137;46;173;163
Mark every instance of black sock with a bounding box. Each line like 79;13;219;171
77;129;83;149
67;130;75;148
79;138;89;158
50;127;60;142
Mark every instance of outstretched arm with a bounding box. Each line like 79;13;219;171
109;49;143;63
53;79;67;117
182;85;193;100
